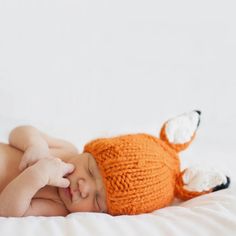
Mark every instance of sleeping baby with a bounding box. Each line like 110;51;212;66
0;111;230;217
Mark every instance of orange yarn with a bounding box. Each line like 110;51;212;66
160;123;196;152
84;133;182;215
175;171;211;201
82;111;221;215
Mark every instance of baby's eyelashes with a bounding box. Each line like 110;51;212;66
88;167;94;177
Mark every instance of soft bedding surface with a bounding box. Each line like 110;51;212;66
1;188;236;236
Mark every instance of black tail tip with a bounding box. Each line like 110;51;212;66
212;176;231;192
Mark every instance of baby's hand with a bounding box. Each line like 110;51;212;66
33;158;75;188
19;145;53;171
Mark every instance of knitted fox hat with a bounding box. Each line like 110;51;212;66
83;111;230;215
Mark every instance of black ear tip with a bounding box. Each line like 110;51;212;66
212;176;231;192
194;110;201;116
194;110;201;127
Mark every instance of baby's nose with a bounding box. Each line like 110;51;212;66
78;179;91;198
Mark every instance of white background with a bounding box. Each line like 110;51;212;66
0;1;235;173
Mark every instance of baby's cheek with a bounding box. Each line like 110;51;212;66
70;200;95;212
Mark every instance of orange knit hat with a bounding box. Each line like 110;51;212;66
83;111;230;215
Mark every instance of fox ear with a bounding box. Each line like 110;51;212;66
160;110;201;152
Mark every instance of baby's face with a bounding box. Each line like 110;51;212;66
58;152;107;213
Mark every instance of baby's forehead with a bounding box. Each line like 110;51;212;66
80;152;96;165
82;152;94;159
80;152;101;172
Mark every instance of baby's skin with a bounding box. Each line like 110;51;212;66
0;126;107;217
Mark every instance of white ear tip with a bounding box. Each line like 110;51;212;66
165;110;201;144
182;166;230;192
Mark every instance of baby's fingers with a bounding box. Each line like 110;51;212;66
19;161;26;171
19;159;30;171
57;178;70;188
62;163;75;176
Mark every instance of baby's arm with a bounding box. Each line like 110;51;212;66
8;125;78;152
0;158;74;217
9;125;78;170
0;165;46;217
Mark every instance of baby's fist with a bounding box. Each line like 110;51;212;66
34;158;75;188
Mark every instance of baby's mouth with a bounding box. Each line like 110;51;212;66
64;187;73;201
69;187;73;199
